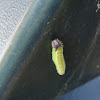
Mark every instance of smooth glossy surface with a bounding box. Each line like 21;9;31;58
0;0;100;100
58;76;100;100
0;0;62;99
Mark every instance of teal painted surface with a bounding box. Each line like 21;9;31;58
0;0;100;100
0;0;62;98
58;76;100;100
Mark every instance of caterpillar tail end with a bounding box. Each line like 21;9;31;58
57;69;65;76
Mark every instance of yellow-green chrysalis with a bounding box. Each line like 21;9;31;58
52;39;66;75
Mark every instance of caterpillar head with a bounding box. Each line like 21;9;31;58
52;39;63;51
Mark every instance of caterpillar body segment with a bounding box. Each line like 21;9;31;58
52;48;56;64
52;39;66;75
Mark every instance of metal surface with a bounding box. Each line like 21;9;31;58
0;0;100;100
0;0;63;100
58;76;100;100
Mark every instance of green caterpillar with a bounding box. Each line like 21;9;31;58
52;39;66;75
